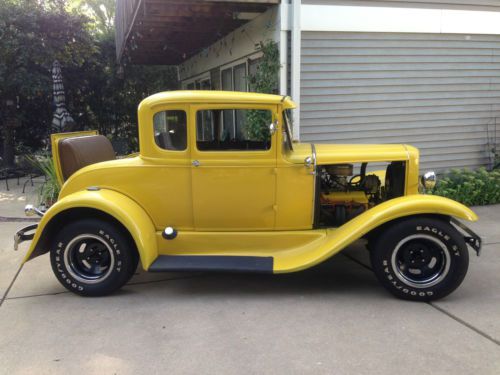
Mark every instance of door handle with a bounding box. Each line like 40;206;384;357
192;160;200;167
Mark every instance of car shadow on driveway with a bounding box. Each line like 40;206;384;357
118;251;387;301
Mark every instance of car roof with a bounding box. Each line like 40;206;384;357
139;90;297;111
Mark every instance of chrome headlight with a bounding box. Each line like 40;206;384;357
24;204;45;217
421;171;437;190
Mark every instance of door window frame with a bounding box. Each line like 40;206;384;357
145;103;191;162
189;103;278;163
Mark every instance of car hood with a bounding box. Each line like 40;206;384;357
286;143;416;165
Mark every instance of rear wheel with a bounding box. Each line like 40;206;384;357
370;217;469;301
50;219;139;296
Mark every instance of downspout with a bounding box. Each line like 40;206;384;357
291;0;301;141
279;3;289;96
176;66;181;88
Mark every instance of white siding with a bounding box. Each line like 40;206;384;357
302;1;500;12
300;32;500;171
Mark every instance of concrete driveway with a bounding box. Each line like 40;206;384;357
1;179;499;374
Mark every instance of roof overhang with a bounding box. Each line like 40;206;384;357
116;0;280;65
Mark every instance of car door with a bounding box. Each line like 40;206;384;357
190;104;277;231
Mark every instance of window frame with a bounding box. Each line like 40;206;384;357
151;108;189;154
183;72;211;90
190;103;278;159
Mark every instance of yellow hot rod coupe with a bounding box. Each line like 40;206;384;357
15;91;481;301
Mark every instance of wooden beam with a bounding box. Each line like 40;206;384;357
144;1;271;16
136;16;244;26
119;0;279;65
134;22;243;34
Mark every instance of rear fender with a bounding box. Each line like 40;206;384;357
24;189;157;270
274;194;478;272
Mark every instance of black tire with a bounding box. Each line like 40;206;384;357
370;217;469;301
50;219;139;296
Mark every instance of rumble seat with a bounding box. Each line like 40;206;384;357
59;135;115;181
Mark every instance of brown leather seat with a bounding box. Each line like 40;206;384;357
155;122;187;151
59;135;115;181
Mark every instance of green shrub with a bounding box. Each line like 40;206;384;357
246;41;280;141
429;167;500;206
27;155;60;208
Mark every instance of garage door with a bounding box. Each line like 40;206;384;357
300;32;500;171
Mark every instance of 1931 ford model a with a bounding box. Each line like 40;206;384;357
15;91;481;301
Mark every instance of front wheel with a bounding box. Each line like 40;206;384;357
50;219;139;296
370;217;469;301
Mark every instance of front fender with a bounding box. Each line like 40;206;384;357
274;194;478;273
24;189;158;269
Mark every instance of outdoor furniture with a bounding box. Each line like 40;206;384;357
0;156;43;192
0;168;9;191
22;172;44;193
0;167;28;191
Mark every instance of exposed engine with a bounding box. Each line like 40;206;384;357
318;162;405;227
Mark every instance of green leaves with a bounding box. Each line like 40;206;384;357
245;41;280;141
245;110;272;141
26;154;60;207
0;1;178;156
67;0;115;35
247;41;280;95
429;167;500;206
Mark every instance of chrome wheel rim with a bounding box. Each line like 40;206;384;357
391;234;451;289
64;234;115;284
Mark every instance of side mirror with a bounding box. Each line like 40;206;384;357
269;120;278;135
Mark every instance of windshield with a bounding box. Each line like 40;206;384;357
283;110;294;151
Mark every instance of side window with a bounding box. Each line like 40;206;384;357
153;110;187;151
196;109;272;151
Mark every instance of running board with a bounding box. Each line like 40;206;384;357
148;255;274;273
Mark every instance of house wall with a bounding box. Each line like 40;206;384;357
300;31;500;171
178;7;281;85
296;1;500;171
302;0;500;12
175;1;500;171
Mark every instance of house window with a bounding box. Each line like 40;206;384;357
233;63;247;92
185;77;211;90
196;108;272;151
221;68;235;138
220;62;253;139
153;110;187;151
195;78;211;90
248;58;260;78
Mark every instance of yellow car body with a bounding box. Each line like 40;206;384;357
17;91;479;283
